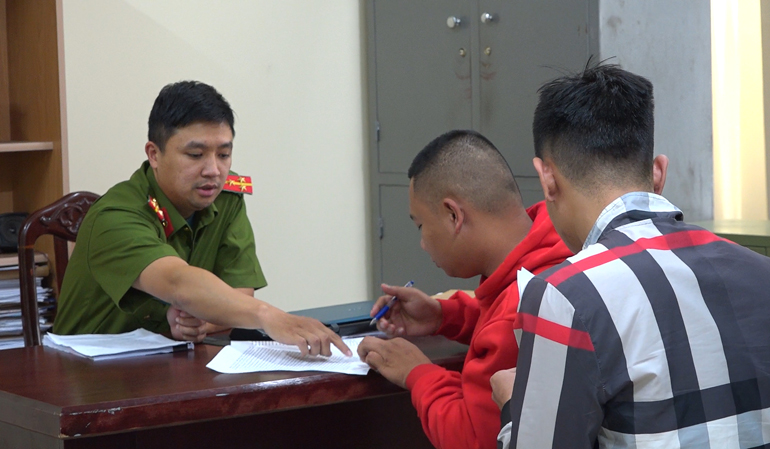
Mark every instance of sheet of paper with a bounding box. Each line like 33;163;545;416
206;336;370;375
44;328;192;360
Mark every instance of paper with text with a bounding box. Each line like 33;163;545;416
206;336;370;375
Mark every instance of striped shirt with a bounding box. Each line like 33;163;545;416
498;192;770;449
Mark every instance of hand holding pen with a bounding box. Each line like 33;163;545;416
370;281;415;326
369;281;444;337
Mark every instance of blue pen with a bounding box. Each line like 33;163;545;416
370;280;415;326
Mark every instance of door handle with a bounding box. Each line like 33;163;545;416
480;12;496;24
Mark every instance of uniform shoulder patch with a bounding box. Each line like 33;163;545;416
223;175;253;195
147;195;174;238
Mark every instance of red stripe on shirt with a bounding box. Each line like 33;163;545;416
547;230;730;287
518;313;595;351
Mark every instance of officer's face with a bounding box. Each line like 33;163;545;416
146;121;233;218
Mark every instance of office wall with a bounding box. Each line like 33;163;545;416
763;0;770;218
600;0;714;221
61;1;371;311
59;1;717;315
713;0;767;220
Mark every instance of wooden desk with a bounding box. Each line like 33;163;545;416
0;336;467;449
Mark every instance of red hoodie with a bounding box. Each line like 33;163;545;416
405;201;572;449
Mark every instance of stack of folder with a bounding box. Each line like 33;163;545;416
0;252;53;350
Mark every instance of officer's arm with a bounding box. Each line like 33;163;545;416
133;256;351;356
202;287;255;335
235;288;255;297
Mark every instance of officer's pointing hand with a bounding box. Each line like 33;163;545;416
259;306;352;357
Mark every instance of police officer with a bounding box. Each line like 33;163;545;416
53;81;350;357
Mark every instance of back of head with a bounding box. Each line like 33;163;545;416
408;130;521;213
532;63;655;191
148;81;235;151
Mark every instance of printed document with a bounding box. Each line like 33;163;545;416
43;328;193;361
206;336;370;375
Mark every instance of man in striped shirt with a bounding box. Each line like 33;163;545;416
494;64;770;448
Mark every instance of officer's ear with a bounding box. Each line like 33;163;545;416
146;142;161;169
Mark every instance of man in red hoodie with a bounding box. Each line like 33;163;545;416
358;130;572;449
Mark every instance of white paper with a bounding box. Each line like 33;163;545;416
206;336;370;375
43;328;192;360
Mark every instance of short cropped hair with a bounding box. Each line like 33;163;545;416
532;63;655;190
408;130;521;213
148;81;235;151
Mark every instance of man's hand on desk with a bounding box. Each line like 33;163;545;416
357;337;431;388
371;283;442;337
259;305;352;357
167;307;226;342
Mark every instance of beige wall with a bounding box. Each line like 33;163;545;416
60;0;371;311
600;0;714;221
712;0;767;220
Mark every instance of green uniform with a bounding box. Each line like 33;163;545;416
53;161;267;335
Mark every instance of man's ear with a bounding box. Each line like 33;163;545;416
533;157;558;202
146;142;161;169
442;198;465;234
652;154;668;195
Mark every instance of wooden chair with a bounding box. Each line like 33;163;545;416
18;191;100;346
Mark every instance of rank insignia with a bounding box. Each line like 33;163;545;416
147;195;174;238
223;175;253;194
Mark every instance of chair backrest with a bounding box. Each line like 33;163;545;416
18;191;100;346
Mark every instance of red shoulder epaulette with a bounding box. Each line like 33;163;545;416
147;196;174;238
223;175;253;195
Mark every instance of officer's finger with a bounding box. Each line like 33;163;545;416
175;324;206;342
292;335;309;357
327;330;351;356
176;315;204;327
304;333;323;357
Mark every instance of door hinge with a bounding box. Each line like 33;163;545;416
375;121;380;142
378;216;384;239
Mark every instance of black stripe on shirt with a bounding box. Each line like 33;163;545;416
604;378;761;434
664;222;770;412
604;228;708;430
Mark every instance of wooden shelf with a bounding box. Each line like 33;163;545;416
0;0;64;269
0;141;53;153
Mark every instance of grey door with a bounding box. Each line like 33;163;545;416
372;0;473;174
478;0;595;177
368;0;598;299
369;0;479;298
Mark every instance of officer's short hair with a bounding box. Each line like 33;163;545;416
148;81;235;151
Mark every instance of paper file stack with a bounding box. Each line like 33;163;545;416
0;252;53;350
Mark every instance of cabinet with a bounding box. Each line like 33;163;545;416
0;0;65;250
0;0;64;349
367;0;598;297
